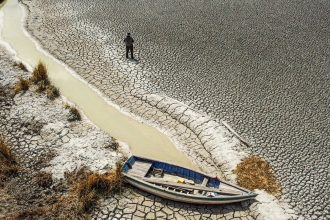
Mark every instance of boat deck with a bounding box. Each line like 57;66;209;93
125;159;244;196
127;161;152;177
123;156;256;204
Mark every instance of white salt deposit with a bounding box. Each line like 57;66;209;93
43;133;120;179
254;190;297;220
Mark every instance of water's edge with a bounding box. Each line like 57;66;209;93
0;0;196;169
0;0;299;219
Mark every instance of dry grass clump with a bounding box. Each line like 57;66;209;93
10;163;124;219
0;162;18;179
13;62;28;72
30;62;48;84
234;155;281;195
24;62;60;99
69;107;81;121
65;104;81;121
104;138;120;150
30;62;50;93
0;136;18;180
65;163;123;213
9;207;47;220
46;85;60;100
34;172;53;188
35;80;49;93
13;77;30;95
111;140;120;150
0;137;16;164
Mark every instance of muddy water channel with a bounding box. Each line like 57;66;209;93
0;0;196;169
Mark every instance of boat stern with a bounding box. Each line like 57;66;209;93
122;155;136;174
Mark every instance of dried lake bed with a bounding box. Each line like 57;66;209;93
1;0;329;219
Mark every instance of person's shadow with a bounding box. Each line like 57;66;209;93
128;57;139;64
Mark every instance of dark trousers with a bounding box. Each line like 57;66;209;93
126;46;134;58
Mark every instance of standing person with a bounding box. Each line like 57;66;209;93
124;33;134;59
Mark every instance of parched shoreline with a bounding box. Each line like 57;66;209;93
0;1;266;217
6;0;298;219
1;0;323;218
19;0;248;184
0;43;260;220
0;45;125;217
17;0;330;219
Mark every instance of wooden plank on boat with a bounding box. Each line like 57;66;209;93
140;177;242;195
127;161;152;177
201;177;208;187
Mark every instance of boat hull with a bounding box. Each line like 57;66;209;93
124;174;256;205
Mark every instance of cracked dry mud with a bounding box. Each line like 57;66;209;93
1;44;257;219
0;46;123;217
2;0;329;219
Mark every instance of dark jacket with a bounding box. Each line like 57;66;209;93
124;36;134;47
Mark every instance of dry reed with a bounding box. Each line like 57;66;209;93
34;172;53;188
13;62;28;72
8;207;47;220
0;136;16;164
30;62;51;94
30;62;49;84
234;155;281;195
0;136;18;179
67;106;81;121
10;163;123;219
67;163;123;213
46;85;60;100
13;77;29;95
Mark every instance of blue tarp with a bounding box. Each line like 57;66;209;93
123;156;220;187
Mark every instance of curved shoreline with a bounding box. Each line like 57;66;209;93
0;0;197;169
0;0;299;219
18;0;247;179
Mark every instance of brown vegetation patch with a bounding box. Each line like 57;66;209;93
234;155;281;195
9;207;48;220
35;79;49;93
0;137;16;163
9;163;123;219
13;62;28;72
0;162;18;182
30;62;48;85
66;105;81;121
27;62;60;98
34;172;53;188
46;85;60;100
0;136;18;182
64;163;123;214
110;139;120;150
104;138;120;150
30;62;51;94
13;77;30;95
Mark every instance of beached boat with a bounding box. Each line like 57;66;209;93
122;156;257;204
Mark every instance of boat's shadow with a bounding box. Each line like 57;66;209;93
125;185;256;215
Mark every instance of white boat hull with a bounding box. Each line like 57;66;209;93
125;174;255;205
